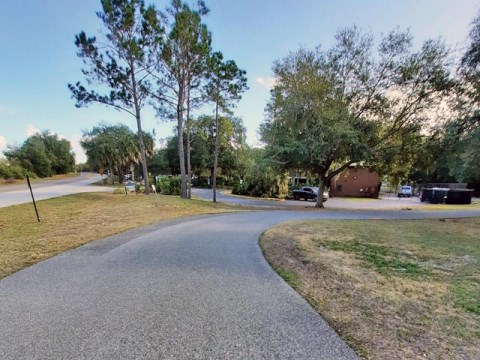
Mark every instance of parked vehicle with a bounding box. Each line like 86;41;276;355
125;180;136;192
292;186;328;202
397;185;413;198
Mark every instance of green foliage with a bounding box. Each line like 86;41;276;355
147;0;212;198
0;160;29;180
206;50;248;202
407;111;480;194
461;11;480;71
231;182;247;195
261;26;453;207
4;132;75;178
231;148;289;198
441;116;480;195
157;115;248;181
149;148;170;175
75;163;92;173
192;115;247;177
242;159;289;198
428;11;480;194
81;124;154;183
191;176;209;188
69;0;155;192
205;52;248;111
157;176;181;195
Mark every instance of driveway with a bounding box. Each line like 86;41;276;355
0;173;111;208
192;188;430;210
1;209;479;359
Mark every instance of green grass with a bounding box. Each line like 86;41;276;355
275;267;300;287
453;280;480;315
317;240;428;276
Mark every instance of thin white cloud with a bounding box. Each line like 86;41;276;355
24;123;40;137
255;77;277;89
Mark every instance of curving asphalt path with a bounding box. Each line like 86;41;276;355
2;208;480;359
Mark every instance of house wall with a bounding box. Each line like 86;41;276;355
330;168;381;198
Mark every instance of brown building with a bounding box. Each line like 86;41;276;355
330;167;381;198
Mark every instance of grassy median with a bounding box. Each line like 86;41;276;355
0;192;242;279
260;218;480;360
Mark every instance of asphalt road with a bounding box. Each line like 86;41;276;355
0;173;110;208
2;209;480;359
192;188;429;210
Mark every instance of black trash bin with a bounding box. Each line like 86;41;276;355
431;188;449;204
421;188;433;203
446;189;473;205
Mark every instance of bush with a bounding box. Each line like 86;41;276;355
191;176;210;188
242;160;289;198
0;161;30;180
0;162;14;179
157;176;181;195
113;188;126;195
232;182;248;195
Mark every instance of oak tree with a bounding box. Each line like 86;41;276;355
261;27;453;207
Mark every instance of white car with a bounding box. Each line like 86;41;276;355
398;185;413;198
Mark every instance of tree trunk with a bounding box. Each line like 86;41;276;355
315;175;325;208
135;113;150;195
212;101;219;203
109;166;114;185
186;83;192;199
177;86;188;198
130;60;150;195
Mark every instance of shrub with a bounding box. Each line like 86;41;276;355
0;162;14;179
232;182;248;195
157;176;181;195
0;161;29;180
191;177;210;188
113;188;126;195
242;160;289;198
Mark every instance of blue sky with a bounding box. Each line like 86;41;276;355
0;0;478;163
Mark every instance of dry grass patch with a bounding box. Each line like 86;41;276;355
0;192;241;279
260;218;480;360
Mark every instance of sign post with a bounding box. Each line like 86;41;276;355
26;175;41;222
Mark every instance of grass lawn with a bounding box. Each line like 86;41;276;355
0;192;242;279
416;201;480;210
260;218;480;360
